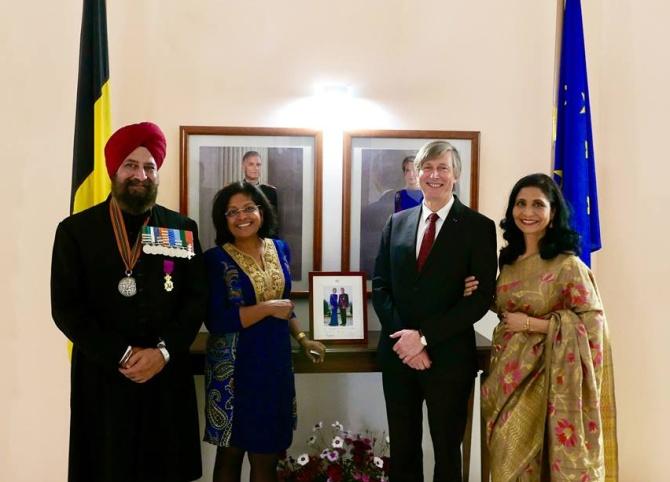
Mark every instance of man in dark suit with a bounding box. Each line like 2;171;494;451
242;150;278;237
242;150;278;214
337;287;350;326
372;140;497;481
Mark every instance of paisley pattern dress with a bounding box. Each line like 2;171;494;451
482;254;618;481
203;238;296;453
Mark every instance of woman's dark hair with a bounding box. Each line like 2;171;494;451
211;181;278;245
499;173;580;266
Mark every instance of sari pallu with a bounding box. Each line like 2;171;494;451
481;254;618;482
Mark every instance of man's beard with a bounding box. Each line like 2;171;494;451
111;177;158;215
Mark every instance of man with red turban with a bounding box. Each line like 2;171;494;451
51;122;207;482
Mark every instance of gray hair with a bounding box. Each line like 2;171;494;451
414;141;462;179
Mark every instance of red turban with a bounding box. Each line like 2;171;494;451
104;122;167;177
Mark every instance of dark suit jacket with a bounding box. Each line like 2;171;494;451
372;196;497;380
259;183;278;213
338;293;350;309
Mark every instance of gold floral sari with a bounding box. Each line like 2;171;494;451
481;254;618;481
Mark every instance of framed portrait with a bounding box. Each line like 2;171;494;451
309;272;368;344
180;126;323;296
341;129;480;286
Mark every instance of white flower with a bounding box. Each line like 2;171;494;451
374;456;384;468
326;450;339;462
307;435;317;445
297;454;310;466
320;448;330;459
331;421;344;431
332;436;344;448
313;421;323;431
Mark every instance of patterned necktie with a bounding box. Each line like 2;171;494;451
417;213;439;272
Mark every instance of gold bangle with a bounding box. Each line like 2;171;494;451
295;332;307;342
524;316;531;332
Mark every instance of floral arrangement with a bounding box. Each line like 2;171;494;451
278;421;390;482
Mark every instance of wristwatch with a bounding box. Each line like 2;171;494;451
157;340;170;363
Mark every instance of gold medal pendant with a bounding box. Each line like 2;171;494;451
164;273;174;292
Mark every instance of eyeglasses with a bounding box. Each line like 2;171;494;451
224;205;261;218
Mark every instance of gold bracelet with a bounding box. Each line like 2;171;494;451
524;316;531;332
295;332;307;342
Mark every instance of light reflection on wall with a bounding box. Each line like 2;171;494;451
270;84;395;130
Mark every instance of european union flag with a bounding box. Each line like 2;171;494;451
554;0;601;266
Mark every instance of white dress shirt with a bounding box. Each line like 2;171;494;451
415;196;455;259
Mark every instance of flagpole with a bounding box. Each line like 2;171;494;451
550;0;565;171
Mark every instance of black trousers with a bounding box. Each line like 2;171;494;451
339;307;347;325
382;366;474;482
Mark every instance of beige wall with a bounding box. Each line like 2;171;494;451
1;0;667;480
583;0;670;477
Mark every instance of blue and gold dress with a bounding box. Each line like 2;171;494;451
203;238;296;453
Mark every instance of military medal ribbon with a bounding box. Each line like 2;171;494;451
109;198;149;297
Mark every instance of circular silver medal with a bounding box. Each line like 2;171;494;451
118;275;137;297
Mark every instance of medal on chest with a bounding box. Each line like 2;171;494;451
163;259;174;292
109;199;149;297
118;273;137;297
141;226;195;259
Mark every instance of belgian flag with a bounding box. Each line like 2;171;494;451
71;0;111;214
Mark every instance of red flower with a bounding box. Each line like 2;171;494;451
562;283;589;307
497;280;521;293
588;421;598;433
327;463;343;482
566;352;575;363
500;360;522;395
589;341;603;367
556;374;564;385
580;473;592;482
555;419;577;447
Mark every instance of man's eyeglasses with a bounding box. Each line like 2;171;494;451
224;205;261;218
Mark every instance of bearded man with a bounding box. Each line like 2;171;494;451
51;122;207;482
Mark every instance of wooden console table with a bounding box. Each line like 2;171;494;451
190;331;491;481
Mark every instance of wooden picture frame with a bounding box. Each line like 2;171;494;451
341;129;480;285
309;271;368;345
180;126;323;296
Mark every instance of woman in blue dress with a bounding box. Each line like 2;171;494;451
328;288;339;326
394;155;423;212
203;182;326;482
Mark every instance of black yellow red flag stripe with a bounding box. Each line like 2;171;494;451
71;0;111;214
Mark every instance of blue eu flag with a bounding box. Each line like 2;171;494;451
554;0;601;266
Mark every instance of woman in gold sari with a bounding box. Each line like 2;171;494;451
469;174;617;481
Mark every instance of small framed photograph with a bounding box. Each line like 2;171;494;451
341;129;480;286
180;126;323;296
309;272;368;344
